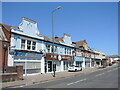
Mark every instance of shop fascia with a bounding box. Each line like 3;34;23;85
46;53;73;61
10;49;45;59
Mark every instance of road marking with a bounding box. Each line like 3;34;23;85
67;78;86;85
11;85;24;88
95;73;104;77
107;70;112;72
113;68;118;70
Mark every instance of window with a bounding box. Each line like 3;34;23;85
68;49;70;55
51;45;54;53
70;49;71;55
27;40;31;50
21;39;25;49
54;46;57;53
32;41;36;50
65;48;67;55
46;44;50;53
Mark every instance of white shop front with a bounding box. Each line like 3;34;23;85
12;50;43;75
45;53;74;73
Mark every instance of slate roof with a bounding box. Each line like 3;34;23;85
55;37;64;43
74;40;87;47
106;55;120;58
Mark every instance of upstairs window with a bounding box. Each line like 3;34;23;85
54;46;57;53
51;45;54;53
46;44;50;53
21;39;26;49
32;41;36;50
65;48;67;55
27;40;31;50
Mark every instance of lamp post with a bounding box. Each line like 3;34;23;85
51;6;61;77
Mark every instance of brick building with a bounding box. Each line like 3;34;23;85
0;24;11;72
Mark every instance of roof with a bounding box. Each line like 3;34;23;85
106;55;120;58
55;37;64;43
0;23;12;31
74;40;87;47
0;27;7;41
0;23;19;31
22;17;36;23
41;35;52;41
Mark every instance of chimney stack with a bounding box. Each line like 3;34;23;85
55;35;59;39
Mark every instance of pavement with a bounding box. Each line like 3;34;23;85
23;64;118;88
1;63;118;89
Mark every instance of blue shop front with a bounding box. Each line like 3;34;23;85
74;56;83;67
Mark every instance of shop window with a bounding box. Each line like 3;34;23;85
32;41;36;50
21;39;26;49
27;40;31;50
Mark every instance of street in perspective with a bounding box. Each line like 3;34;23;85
0;2;119;89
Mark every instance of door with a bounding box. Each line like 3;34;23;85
45;61;47;73
48;61;52;72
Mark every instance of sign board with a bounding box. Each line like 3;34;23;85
14;51;43;59
74;56;83;61
58;55;62;61
45;53;73;61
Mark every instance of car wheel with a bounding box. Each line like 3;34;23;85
75;69;77;72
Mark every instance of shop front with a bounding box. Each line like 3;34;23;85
45;53;74;73
85;58;91;68
63;55;74;71
12;50;43;75
74;56;83;67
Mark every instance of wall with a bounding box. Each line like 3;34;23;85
2;66;23;81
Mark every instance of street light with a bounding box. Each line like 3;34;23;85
51;6;61;77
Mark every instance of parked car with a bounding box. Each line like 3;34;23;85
68;65;82;72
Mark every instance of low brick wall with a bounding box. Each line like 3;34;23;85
2;73;18;81
1;65;23;81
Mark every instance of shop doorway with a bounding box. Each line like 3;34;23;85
45;61;47;73
48;61;52;72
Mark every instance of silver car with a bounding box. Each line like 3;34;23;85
68;65;82;72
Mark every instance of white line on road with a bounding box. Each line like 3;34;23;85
107;70;112;72
112;68;118;70
11;85;24;88
95;73;104;77
67;78;86;85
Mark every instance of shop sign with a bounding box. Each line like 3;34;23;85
14;52;43;58
46;53;73;61
85;58;90;61
58;55;62;61
74;56;83;61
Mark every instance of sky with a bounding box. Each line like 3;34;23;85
2;2;118;55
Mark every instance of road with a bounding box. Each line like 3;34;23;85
19;65;119;88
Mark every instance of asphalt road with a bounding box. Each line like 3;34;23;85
20;65;119;88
